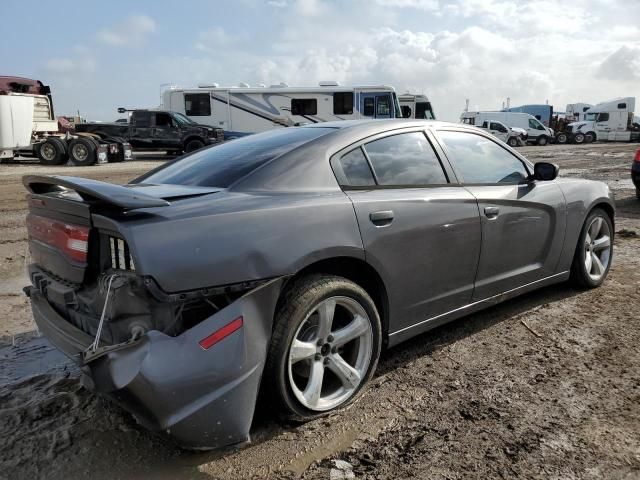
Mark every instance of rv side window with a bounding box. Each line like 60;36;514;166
333;92;354;115
363;98;375;116
617;103;626;109
482;121;489;128
596;113;609;122
291;99;317;116
415;102;434;120
376;96;390;116
185;93;211;116
132;111;152;127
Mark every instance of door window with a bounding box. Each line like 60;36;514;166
333;92;354;115
528;119;545;130
376;96;391;116
596;113;609;122
184;93;211;116
490;122;507;133
482;121;489;128
363;132;448;186
363;98;375;116
438;131;529;184
132;111;152;127
333;147;375;187
291;99;317;115
155;113;173;128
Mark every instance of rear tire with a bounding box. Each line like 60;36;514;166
68;138;97;166
570;208;613;288
264;275;382;421
184;139;205;153
35;138;67;165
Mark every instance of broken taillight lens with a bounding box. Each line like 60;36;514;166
26;213;89;263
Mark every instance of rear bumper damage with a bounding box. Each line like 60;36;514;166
27;277;284;449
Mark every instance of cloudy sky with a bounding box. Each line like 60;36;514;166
3;0;639;121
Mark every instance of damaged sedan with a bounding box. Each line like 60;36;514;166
24;120;615;449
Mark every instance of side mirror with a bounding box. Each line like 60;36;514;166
117;107;126;114
401;106;412;118
533;162;559;181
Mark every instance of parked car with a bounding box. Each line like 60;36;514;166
477;120;525;147
632;147;640;199
24;120;614;450
75;109;224;154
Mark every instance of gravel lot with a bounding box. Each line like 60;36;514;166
1;143;639;480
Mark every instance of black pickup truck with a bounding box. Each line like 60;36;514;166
76;110;224;154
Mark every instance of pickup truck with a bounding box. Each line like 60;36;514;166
75;109;224;154
478;120;526;147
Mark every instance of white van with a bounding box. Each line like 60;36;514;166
161;82;403;137
398;94;436;119
460;111;554;145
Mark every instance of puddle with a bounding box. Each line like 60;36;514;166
0;336;75;387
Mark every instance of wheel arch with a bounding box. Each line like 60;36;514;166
182;134;206;146
278;256;390;347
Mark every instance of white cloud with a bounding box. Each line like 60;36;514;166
194;27;240;52
597;46;640;82
96;14;156;47
373;0;439;10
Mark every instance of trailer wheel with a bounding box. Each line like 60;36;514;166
556;133;568;144
68;138;97;166
35;138;67;165
184;139;205;153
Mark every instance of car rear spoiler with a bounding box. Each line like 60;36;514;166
23;175;170;209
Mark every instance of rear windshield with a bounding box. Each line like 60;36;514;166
135;127;333;188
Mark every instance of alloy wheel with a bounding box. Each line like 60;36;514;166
287;296;373;411
584;216;611;282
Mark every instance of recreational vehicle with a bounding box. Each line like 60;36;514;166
460;111;554;145
398;93;436;119
161;82;403;137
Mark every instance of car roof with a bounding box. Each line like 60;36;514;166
303;119;454;131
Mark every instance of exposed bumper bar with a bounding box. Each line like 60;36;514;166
27;278;284;449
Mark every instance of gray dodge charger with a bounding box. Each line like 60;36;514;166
24;120;614;449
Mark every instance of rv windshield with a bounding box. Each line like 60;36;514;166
173;112;198;125
392;93;403;118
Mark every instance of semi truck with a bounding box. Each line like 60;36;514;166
561;97;639;144
0;76;132;166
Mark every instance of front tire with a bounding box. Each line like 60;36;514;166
574;132;586;144
570;208;613;288
507;137;519;147
537;135;549;146
264;275;382;421
184;139;205;153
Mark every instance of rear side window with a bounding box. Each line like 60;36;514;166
438;131;529;184
132;111;152;127
135;127;333;188
333;92;354;115
333;148;375;187
617;103;626;109
363;132;448;186
185;93;211;116
291;99;317;115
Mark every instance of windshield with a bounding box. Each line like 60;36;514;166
585;113;597;121
392;93;403;118
134;127;334;188
173;112;197;125
415;102;435;120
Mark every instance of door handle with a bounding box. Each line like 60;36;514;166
484;206;500;218
369;210;394;226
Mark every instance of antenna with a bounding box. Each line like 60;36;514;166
506;97;511;109
465;99;469;112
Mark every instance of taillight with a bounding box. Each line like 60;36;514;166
634;149;640;163
26;214;89;263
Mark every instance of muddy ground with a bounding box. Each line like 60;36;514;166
1;144;639;479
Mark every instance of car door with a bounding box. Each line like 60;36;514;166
152;112;182;149
331;129;482;333
490;122;508;142
435;129;567;300
129;111;154;149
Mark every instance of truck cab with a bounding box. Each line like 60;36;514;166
566;97;637;143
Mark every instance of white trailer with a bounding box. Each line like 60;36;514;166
161;82;403;137
565;97;639;143
460;111;554;145
398;93;436;119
